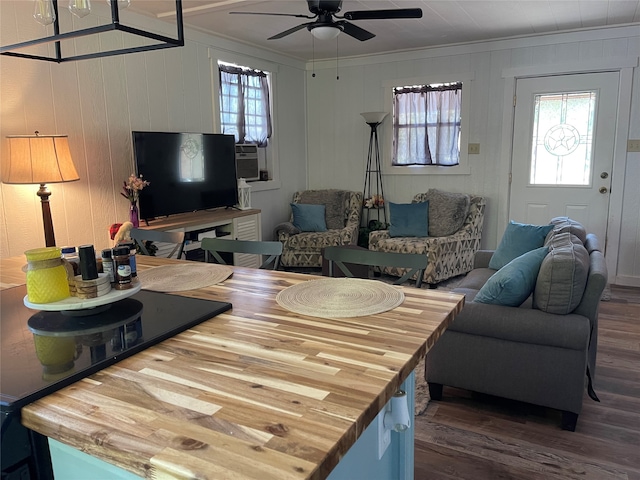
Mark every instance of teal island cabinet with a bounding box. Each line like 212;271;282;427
17;256;462;480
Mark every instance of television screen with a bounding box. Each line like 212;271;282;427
132;132;238;221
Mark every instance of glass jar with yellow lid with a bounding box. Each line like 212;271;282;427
25;247;71;303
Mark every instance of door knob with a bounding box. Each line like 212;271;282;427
600;172;609;179
599;187;608;194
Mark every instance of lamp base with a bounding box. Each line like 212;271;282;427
37;184;56;247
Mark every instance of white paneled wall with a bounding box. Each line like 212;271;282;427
305;26;640;286
1;0;638;285
0;1;307;259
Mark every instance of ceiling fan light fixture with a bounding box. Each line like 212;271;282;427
310;25;341;40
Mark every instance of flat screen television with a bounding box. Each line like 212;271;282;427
132;132;238;221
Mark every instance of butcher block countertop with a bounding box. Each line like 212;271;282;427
2;255;463;480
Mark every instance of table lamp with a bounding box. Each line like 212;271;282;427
2;132;80;247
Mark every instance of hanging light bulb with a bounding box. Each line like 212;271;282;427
33;0;56;26
68;0;91;18
106;0;130;9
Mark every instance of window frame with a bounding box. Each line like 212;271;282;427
218;63;271;147
212;54;281;192
382;73;474;175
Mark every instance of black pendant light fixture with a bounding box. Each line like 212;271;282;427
0;0;184;63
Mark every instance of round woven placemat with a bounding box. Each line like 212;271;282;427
276;278;404;318
137;263;233;292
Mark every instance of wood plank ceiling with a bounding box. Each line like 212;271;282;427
131;0;640;60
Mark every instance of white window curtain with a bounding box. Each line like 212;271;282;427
219;64;272;147
393;82;462;166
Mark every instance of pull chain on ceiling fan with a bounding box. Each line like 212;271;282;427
230;0;422;42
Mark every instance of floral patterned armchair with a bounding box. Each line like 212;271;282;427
275;190;363;268
369;192;486;286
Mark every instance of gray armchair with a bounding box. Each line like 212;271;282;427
275;190;362;268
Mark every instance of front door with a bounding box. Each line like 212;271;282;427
509;71;619;248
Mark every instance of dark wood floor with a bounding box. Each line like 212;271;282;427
415;285;640;480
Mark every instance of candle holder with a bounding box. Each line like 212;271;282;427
237;178;252;210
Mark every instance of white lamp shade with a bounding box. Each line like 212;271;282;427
3;135;79;185
310;25;341;40
361;112;388;125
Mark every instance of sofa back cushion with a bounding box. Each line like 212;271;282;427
413;189;470;237
297;190;348;230
546;216;587;244
534;231;590;314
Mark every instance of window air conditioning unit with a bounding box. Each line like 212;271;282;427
235;144;260;181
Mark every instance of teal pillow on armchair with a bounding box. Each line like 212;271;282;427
291;203;327;232
389;201;429;237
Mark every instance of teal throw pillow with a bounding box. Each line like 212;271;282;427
389;201;429;237
474;246;549;307
291;203;327;232
489;221;554;270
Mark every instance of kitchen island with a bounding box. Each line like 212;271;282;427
1;255;463;479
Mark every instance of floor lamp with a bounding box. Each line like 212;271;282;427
2;133;80;247
361;111;388;226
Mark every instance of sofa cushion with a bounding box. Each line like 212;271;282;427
291;203;327;232
298;190;347;230
474;246;549;307
421;189;470;237
534;238;590;314
457;267;496;291
547;216;587;244
389;201;429;237
489;221;554;270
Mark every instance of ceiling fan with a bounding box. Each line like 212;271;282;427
230;0;423;42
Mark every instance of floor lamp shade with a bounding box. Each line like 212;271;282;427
2;134;80;247
360;112;388;125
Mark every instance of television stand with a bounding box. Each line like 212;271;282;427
140;208;262;268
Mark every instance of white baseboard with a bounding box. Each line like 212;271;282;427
613;275;640;288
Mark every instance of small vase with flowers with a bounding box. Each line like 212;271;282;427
121;174;149;228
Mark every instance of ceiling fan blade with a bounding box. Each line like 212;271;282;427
339;21;375;41
343;8;423;21
268;22;314;40
230;12;314;19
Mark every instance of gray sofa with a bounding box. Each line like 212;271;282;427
426;217;608;431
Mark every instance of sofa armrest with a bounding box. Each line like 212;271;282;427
446;300;591;350
473;250;494;269
368;229;390;246
274;222;300;240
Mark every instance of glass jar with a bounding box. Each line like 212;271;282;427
60;246;80;276
113;246;132;290
101;249;115;284
25;247;70;304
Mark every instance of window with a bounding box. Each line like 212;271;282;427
392;82;462;166
530;91;596;185
218;62;272;146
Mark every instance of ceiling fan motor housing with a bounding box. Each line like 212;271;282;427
308;1;343;16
